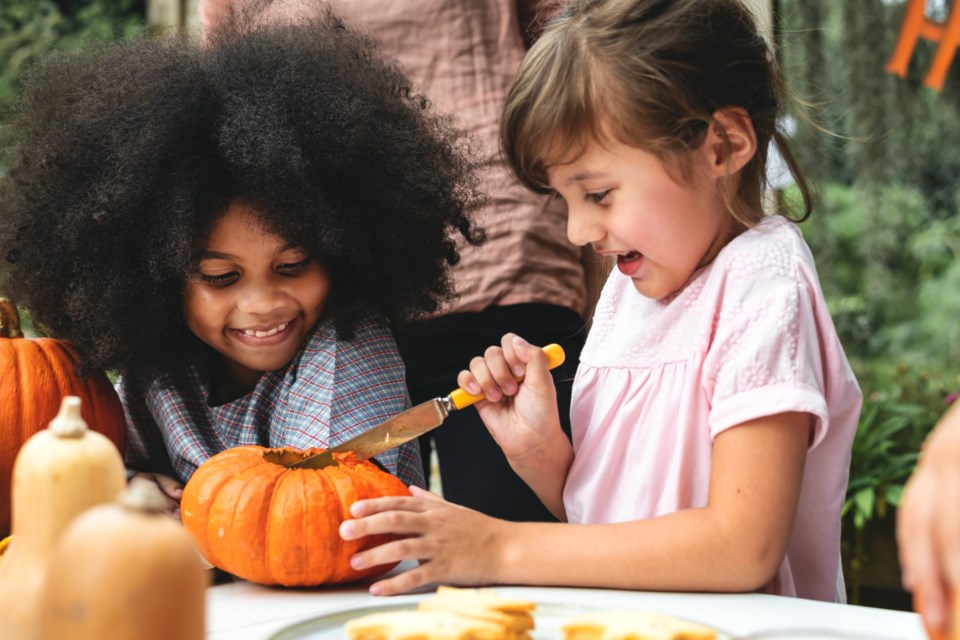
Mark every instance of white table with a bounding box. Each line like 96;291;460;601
205;564;928;640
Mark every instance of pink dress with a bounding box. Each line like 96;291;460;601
565;215;861;602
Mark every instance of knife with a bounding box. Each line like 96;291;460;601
287;343;566;469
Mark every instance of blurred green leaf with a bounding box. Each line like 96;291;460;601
0;0;146;123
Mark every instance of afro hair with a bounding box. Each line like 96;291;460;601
0;7;484;383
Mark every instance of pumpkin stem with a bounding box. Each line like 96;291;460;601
0;298;23;339
48;396;89;438
121;477;171;514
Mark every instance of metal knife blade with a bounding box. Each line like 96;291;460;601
286;343;566;470
288;397;453;469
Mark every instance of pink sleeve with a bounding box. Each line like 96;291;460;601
702;256;831;447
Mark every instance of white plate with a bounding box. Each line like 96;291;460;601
268;599;735;640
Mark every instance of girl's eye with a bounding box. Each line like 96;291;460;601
276;259;310;275
585;190;611;204
198;272;238;286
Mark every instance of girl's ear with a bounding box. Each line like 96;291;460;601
702;107;757;179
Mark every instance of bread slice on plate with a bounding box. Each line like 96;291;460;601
344;610;509;640
561;610;717;640
418;586;536;640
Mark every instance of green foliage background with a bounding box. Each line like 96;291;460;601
780;0;960;605
0;0;145;127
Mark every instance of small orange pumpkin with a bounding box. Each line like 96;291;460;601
180;446;410;586
0;299;127;537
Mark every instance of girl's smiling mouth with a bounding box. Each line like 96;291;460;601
241;322;289;338
617;251;643;276
231;319;297;345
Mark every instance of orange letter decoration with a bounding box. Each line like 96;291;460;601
887;0;960;92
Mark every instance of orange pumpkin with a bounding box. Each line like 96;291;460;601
0;299;127;537
180;446;410;586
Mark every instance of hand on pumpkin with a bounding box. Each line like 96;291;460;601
130;472;183;519
457;334;566;465
339;486;508;595
897;401;960;634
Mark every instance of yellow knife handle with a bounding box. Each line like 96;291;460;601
447;343;566;410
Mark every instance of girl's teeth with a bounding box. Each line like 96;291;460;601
243;322;288;338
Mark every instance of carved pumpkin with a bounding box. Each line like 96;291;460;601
180;446;410;586
0;299;127;537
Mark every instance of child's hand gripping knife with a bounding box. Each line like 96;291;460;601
339;334;574;596
457;334;573;498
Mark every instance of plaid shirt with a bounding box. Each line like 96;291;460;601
119;314;424;487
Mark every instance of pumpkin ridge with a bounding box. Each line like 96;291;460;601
205;473;243;578
313;466;347;584
187;459;236;565
222;462;286;583
182;448;265;563
269;469;317;586
4;341;24;445
326;465;366;584
254;462;294;584
14;342;33;437
282;471;315;584
181;463;215;554
41;340;72;399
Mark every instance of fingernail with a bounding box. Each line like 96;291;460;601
369;584;382;596
350;554;364;569
513;366;525;377
488;389;501;401
339;522;354;538
467;382;481;395
504;383;517;394
513;336;530;349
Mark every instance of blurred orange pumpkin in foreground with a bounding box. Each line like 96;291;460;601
180;446;409;586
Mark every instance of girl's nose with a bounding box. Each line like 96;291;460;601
566;207;605;247
236;280;285;315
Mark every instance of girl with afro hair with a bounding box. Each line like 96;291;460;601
0;7;484;504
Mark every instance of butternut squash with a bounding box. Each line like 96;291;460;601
0;396;125;640
40;477;207;640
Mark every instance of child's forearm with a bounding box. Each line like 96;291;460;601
494;415;808;592
495;507;783;592
504;434;573;520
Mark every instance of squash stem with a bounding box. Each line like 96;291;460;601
48;396;89;438
0;298;23;339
